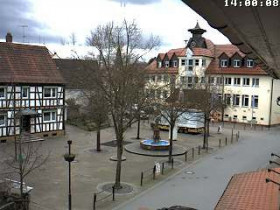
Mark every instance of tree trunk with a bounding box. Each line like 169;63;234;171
96;128;101;152
168;124;174;163
136;113;140;139
203;114;207;149
114;134;123;189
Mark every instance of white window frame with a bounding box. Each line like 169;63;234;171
165;61;169;68
243;78;250;86
173;60;177;67
252;78;259;87
22;87;29;99
251;95;259;108
221;59;228;67
44;87;57;98
157;61;162;68
234;78;241;86
202;59;206;67
247;59;254;67
233;59;241;67
43;111;56;123
242;95;249;107
0;87;6;99
225;77;232;86
181;59;186;66
233;94;240;106
0;115;6;127
225;94;231;105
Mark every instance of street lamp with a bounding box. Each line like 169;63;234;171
269;160;280;167
268;168;280;175
64;140;75;210
271;153;280;159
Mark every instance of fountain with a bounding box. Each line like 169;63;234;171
140;122;169;151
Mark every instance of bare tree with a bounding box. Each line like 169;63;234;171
86;20;160;188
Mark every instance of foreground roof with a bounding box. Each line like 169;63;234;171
0;42;64;84
215;168;280;210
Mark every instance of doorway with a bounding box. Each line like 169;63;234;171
22;115;31;132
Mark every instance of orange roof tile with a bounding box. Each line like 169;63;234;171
215;168;280;210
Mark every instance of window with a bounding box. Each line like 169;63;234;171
43;111;56;122
173;60;177;67
216;77;223;85
233;115;238;120
157;62;162;68
201;77;205;84
202;59;206;67
220;59;228;67
242;116;247;120
233;59;241;67
0;115;5;127
188;66;193;71
247;59;254;67
0;88;5;99
242;95;249;107
224;114;229;118
165;61;169;68
260;118;264;121
243;78;250;86
44;87;56;98
22;87;29;98
181;59;186;66
188;59;193;66
252;78;259;87
233;94;240;106
180;76;186;83
234;78;241;86
210;77;215;84
194;77;199;83
195;59;199;66
225;94;231;105
187;77;193;84
251;95;259;108
225;77;232;85
188;59;193;71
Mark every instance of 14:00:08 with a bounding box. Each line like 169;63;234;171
225;0;279;6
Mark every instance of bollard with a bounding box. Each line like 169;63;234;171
231;134;233;144
219;139;221;148
238;131;240;138
244;124;246;130
93;193;97;210
161;162;165;175
235;133;238;142
225;137;228;146
171;158;174;169
198;145;201;155
140;172;144;186
185;151;188;162
112;186;115;201
192;148;195;160
153;165;156;180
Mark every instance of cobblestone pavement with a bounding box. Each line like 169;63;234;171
0;121;243;210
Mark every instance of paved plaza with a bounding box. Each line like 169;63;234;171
0;121;271;210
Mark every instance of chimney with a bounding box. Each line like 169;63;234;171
6;32;13;43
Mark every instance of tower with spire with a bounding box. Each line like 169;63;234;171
186;22;207;49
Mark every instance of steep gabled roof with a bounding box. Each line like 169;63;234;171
0;42;64;84
145;59;178;75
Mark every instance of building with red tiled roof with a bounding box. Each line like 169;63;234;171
145;22;280;126
215;168;280;210
0;33;65;141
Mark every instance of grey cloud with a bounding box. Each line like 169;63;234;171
0;0;59;44
108;0;161;5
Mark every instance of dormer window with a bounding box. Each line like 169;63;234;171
220;59;228;67
173;60;177;67
157;61;162;68
165;61;169;68
233;59;241;67
247;59;254;67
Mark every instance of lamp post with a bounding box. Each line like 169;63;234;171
64;140;75;210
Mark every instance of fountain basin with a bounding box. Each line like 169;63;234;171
140;139;169;151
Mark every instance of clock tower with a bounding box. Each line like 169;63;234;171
187;22;207;49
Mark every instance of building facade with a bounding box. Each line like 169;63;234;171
146;23;280;126
0;33;65;141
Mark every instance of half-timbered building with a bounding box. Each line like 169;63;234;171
0;33;65;141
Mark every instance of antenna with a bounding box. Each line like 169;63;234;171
19;25;28;43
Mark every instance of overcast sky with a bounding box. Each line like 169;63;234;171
0;0;230;59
